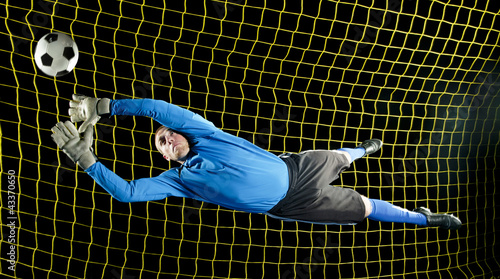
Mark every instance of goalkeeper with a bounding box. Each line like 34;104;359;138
51;95;461;229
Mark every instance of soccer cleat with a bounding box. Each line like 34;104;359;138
357;139;383;155
413;207;462;230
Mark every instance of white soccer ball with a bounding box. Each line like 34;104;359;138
34;32;79;77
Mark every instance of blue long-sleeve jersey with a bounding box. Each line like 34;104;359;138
85;99;289;213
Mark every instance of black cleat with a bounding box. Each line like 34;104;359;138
357;139;383;155
413;207;462;230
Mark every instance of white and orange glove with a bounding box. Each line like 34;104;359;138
51;120;97;170
68;94;110;133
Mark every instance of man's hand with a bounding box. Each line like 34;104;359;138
51;120;97;170
68;94;101;133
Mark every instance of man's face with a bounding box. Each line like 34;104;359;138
155;127;190;163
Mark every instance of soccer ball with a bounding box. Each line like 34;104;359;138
34;32;79;77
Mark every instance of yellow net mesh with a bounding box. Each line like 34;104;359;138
1;0;500;278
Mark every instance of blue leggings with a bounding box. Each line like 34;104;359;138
367;199;427;225
338;147;365;163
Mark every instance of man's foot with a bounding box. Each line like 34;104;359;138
357;139;383;155
413;207;462;230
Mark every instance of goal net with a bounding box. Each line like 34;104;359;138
1;0;499;278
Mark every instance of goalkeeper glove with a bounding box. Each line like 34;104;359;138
51;120;97;170
68;94;110;133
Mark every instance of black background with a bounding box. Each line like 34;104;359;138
1;0;500;278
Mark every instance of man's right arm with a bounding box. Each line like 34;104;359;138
85;161;190;202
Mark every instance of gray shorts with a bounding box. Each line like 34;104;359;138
267;150;366;225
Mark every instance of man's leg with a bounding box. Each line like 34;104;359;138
340;139;461;230
361;195;427;225
361;195;461;230
338;139;383;163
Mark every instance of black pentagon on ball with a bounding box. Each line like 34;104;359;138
45;33;58;43
63;47;75;60
41;53;54;66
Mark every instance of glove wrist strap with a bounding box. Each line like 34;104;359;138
78;150;98;170
97;98;111;116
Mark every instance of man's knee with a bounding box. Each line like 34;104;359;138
333;150;351;164
361;195;372;218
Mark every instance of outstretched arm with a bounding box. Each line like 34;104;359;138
109;98;218;138
51;120;191;202
85;162;190;202
68;95;218;138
